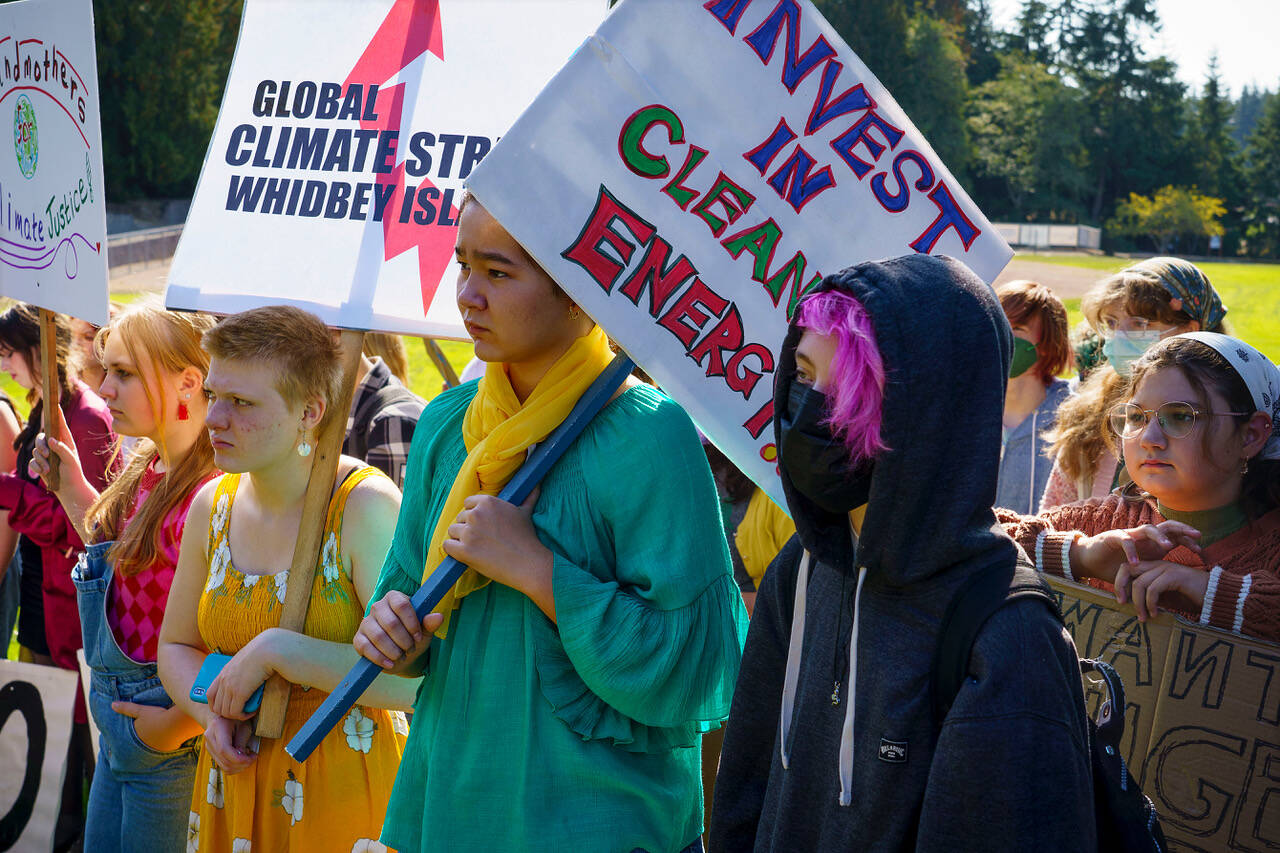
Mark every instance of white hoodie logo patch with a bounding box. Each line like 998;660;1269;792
879;738;908;763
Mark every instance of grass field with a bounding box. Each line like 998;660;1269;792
1024;254;1280;362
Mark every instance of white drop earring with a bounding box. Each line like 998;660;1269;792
297;433;313;457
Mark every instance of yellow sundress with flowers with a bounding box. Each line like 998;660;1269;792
189;467;407;853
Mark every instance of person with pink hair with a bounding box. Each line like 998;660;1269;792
710;255;1095;852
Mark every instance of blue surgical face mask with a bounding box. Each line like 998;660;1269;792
1102;329;1164;377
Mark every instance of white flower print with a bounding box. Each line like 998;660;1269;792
187;812;199;853
274;572;288;604
206;767;224;809
352;840;389;853
390;711;409;737
344;707;375;753
241;573;260;588
206;540;231;592
280;773;303;825
232;840;251;853
321;532;340;584
211;492;230;534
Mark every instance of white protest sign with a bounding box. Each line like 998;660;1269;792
0;0;109;325
0;660;78;852
468;0;1012;505
166;0;606;339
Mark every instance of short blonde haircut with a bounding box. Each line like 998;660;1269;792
202;305;341;428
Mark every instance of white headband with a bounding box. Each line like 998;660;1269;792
1176;332;1280;461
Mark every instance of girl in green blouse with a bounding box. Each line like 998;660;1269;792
355;197;748;853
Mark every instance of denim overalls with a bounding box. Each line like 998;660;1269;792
74;540;199;852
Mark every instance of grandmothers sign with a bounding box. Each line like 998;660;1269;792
0;0;108;324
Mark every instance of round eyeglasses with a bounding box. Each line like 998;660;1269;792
1108;401;1252;439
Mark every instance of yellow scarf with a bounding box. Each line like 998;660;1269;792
422;325;616;636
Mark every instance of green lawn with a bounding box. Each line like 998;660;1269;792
1022;254;1280;362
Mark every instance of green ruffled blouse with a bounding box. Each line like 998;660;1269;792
371;381;748;853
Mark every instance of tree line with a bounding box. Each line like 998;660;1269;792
96;0;1280;258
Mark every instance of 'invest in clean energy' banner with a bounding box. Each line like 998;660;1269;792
467;0;1013;505
167;0;605;338
0;0;108;325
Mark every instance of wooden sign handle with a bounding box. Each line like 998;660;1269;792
422;338;460;389
38;309;66;492
255;329;365;739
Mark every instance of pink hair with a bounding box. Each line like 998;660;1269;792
796;290;888;462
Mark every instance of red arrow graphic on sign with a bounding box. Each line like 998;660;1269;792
344;0;455;315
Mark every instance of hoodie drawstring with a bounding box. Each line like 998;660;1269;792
838;565;868;806
779;551;810;770
778;549;869;807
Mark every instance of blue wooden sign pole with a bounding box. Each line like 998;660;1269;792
286;352;636;762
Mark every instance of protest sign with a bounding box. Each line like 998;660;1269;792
466;0;1012;506
166;0;605;339
1047;577;1280;851
0;0;109;326
0;659;78;852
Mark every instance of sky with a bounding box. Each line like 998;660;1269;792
988;0;1280;97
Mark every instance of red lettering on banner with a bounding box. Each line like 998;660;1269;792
657;279;730;348
561;185;656;292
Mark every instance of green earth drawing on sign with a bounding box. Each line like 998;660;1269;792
14;94;37;179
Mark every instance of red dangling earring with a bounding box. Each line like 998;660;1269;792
177;397;190;421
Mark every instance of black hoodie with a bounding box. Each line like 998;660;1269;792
709;256;1095;852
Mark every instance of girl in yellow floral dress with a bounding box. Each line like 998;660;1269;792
159;307;415;851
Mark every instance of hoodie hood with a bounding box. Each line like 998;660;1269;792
774;254;1017;587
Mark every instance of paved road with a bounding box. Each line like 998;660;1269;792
109;261;171;294
993;258;1103;300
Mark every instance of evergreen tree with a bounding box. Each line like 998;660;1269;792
95;0;243;199
900;13;971;179
1233;85;1271;147
967;53;1087;220
961;0;1002;86
811;0;910;96
1244;91;1280;256
1191;55;1240;201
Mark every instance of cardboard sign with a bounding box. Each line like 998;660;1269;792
0;0;109;325
466;0;1011;505
166;0;605;338
0;660;79;853
1047;577;1280;851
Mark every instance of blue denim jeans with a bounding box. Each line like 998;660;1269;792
75;541;198;853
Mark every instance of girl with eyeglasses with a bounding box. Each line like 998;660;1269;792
1039;258;1226;510
1000;333;1280;642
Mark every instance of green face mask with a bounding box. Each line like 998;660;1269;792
1009;336;1039;378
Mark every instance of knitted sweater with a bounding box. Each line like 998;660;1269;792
998;493;1280;642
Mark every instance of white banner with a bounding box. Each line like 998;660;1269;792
468;0;1012;505
0;0;109;326
0;660;78;853
166;0;606;339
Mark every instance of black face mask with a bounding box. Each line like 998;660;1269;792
778;381;874;514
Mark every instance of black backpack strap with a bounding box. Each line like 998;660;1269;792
931;558;1060;725
1081;659;1126;764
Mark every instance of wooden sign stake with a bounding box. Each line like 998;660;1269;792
255;329;366;739
38;309;66;491
422;338;460;389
